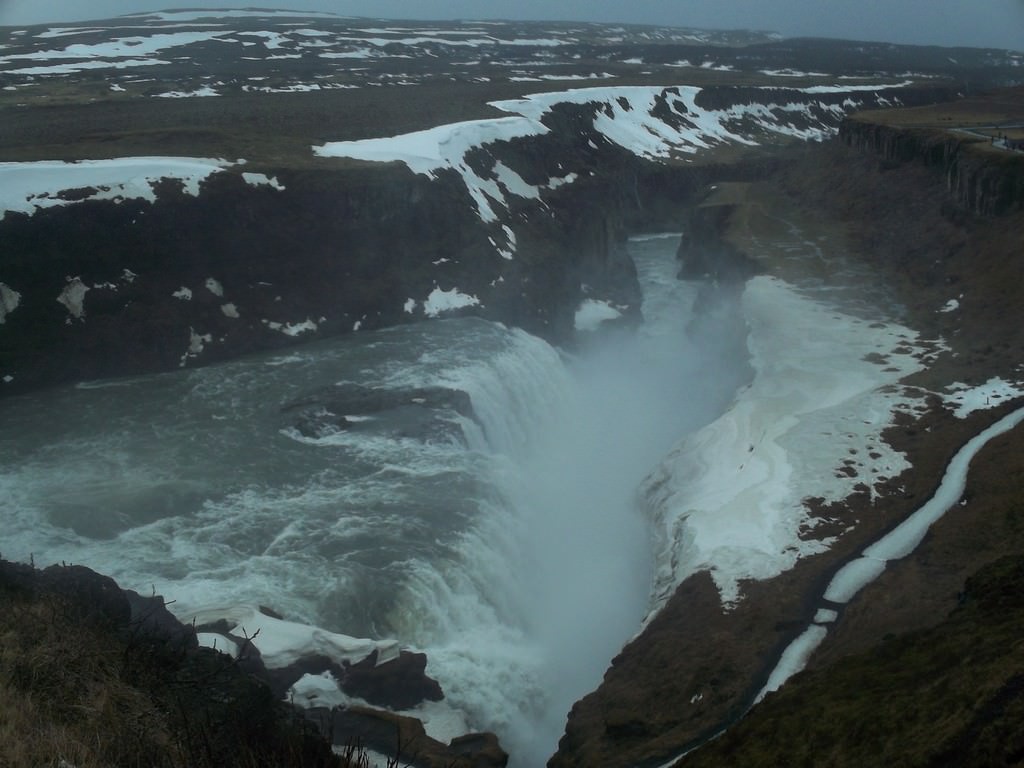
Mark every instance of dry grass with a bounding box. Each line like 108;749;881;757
0;576;361;768
850;84;1024;128
0;593;180;768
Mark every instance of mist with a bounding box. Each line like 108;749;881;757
0;0;1021;50
464;241;753;766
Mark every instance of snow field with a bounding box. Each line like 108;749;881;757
0;157;285;216
642;276;930;609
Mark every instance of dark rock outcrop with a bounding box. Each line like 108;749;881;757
282;383;475;440
675;200;761;281
252;649;445;711
839;88;1024;216
312;705;508;768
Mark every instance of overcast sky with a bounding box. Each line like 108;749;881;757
0;0;1022;50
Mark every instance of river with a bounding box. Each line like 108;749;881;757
0;234;752;765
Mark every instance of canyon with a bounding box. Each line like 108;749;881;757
1;10;1023;767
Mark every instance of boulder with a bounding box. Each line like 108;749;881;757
313;705;507;768
263;649;444;711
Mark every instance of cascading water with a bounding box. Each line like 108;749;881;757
0;234;751;766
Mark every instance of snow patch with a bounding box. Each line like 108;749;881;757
180;327;212;367
754;624;828;703
204;277;224;297
57;277;89;320
0;157;232;215
492;161;539;199
187;604;397;669
5;58;170;75
314;83;878;220
314;117;549;222
263;318;319;337
939;298;960;313
221;303;240;318
422;287;480;317
546;172;578;189
0;283;21;324
943;377;1024;418
824;404;1024;605
241;172;286;191
155;85;219;98
172;287;192;301
574;299;622;331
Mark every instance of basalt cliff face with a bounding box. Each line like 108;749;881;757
839;90;1024;216
0;83;924;396
0;150;642;395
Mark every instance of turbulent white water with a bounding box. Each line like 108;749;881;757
0;235;750;766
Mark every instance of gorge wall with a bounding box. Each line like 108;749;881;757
0;83;946;396
839;110;1024;216
550;91;1024;768
0;158;644;395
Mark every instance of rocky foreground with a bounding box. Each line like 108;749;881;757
0;556;508;768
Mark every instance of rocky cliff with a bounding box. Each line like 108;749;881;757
1;81;926;396
0;156;643;395
839;85;1024;215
